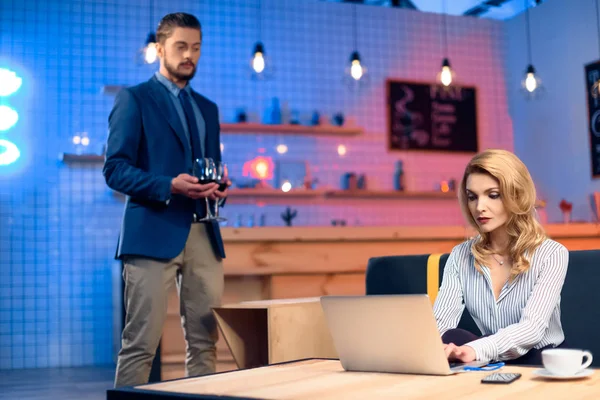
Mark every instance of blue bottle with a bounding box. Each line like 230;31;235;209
269;97;281;124
394;160;405;191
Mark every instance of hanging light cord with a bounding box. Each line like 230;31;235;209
258;0;262;43
525;0;533;65
442;0;448;58
150;0;154;33
353;4;358;52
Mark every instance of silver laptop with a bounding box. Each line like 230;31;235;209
320;294;487;375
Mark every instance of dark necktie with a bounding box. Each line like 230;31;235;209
179;91;225;258
179;89;205;218
179;89;203;162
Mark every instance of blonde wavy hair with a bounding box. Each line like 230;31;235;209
458;149;546;280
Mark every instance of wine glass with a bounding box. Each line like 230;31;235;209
192;157;217;222
213;162;229;222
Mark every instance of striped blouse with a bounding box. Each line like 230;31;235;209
433;237;569;362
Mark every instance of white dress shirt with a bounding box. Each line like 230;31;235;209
433;237;569;362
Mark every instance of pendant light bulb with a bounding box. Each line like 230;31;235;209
524;65;537;93
520;2;543;99
525;73;537;93
144;43;157;64
251;42;265;74
349;51;364;81
142;32;158;64
439;58;453;87
521;64;543;98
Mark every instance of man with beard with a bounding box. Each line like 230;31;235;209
103;12;228;387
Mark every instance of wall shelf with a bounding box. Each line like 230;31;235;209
100;86;363;137
110;188;457;202
228;188;456;200
228;188;546;206
325;190;457;199
107;187;546;207
220;122;363;136
59;153;104;163
228;188;327;198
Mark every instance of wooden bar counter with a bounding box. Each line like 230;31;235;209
160;223;600;379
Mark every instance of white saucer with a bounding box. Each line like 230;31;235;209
532;368;594;380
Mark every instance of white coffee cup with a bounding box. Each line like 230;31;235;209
541;349;593;376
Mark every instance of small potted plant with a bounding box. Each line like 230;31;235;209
281;207;298;227
559;199;573;224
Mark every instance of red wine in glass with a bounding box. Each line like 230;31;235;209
215;162;228;191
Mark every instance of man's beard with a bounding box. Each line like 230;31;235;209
164;57;197;82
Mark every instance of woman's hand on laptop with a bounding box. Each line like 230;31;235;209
444;343;476;363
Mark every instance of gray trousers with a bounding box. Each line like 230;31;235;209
114;223;224;387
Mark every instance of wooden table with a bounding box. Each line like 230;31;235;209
107;358;600;400
159;223;600;379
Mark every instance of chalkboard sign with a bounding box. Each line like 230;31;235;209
585;60;600;178
387;80;478;153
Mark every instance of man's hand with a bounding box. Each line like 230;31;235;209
171;174;218;199
444;343;477;363
212;179;231;201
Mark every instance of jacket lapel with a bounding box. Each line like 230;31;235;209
148;77;190;156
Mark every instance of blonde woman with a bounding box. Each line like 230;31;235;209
433;149;569;366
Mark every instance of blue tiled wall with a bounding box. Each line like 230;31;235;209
0;0;510;368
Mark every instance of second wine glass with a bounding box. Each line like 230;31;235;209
192;157;217;222
213;162;228;222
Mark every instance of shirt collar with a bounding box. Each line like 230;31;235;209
154;71;192;97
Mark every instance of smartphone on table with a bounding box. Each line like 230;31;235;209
481;372;522;384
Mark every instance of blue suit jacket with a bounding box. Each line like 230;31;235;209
103;76;226;261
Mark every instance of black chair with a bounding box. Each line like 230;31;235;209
559;250;600;366
365;249;600;366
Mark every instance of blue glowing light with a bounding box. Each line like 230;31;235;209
0;105;18;131
0;68;22;97
0;65;24;167
0;139;20;165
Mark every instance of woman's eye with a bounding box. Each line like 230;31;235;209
489;192;500;199
467;195;476;201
